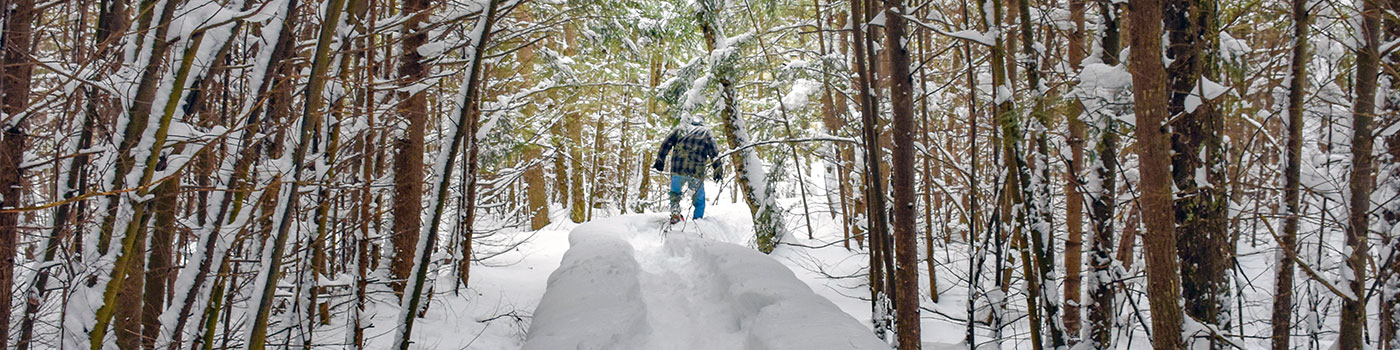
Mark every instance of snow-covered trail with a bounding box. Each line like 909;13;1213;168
632;220;746;349
522;214;889;350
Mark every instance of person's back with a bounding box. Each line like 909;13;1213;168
653;118;723;223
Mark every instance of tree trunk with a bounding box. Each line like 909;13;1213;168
637;52;663;213
114;220;147;350
1271;0;1309;347
247;0;349;347
816;0;842;221
1084;3;1121;345
393;2;498;347
0;0;37;347
1379;0;1400;346
458;64;488;289
142;176;179;349
884;0;921;346
1164;0;1229;345
526;144;550;230
1016;0;1067;344
352;20;376;342
553;119;569;205
849;0;896;340
564;24;587;223
390;0;432;295
1127;0;1185;347
960;0;982;344
587;111;606;221
1063;0;1086;340
698;0;786;253
84;0;187;346
1341;0;1381;348
518;14;548;229
916;9;939;303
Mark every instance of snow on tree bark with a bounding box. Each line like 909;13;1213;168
1164;0;1231;345
153;1;300;347
1375;0;1399;347
1082;2;1122;347
389;0;433;296
1340;0;1381;348
246;0;349;347
695;0;787;253
392;1;498;347
0;0;37;348
1271;0;1309;347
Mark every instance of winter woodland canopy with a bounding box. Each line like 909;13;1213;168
0;0;1396;348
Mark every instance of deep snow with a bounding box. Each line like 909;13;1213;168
522;214;889;350
353;177;973;350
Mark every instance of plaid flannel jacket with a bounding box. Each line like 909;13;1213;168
657;124;722;179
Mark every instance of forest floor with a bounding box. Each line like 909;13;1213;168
519;212;889;349
351;180;975;349
347;172;1313;349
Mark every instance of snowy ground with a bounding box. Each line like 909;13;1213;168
354;208;579;349
345;173;967;349
346;166;1307;350
521;213;888;350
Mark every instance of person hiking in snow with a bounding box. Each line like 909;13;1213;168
652;116;724;224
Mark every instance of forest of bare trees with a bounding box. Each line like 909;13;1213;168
0;0;1396;348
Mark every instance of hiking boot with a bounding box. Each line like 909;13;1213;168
669;213;684;224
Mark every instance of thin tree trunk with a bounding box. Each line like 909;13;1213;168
247;0;349;347
304;63;349;341
352;24;376;343
816;0;842;221
587;112;605;221
114;218;148;350
850;0;895;340
458;61;489;289
527;144;550;229
0;0;37;347
1016;0;1067;344
18;89;95;350
960;0;981;344
1063;0;1087;339
916;9;939;303
142;176;179;349
1379;1;1400;346
1271;0;1309;347
84;0;189;346
699;0;786;253
884;0;921;346
393;2;498;347
1340;0;1381;348
1084;2;1121;344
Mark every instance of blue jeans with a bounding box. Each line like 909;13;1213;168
670;175;706;219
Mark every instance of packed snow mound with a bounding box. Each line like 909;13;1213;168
522;214;889;350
